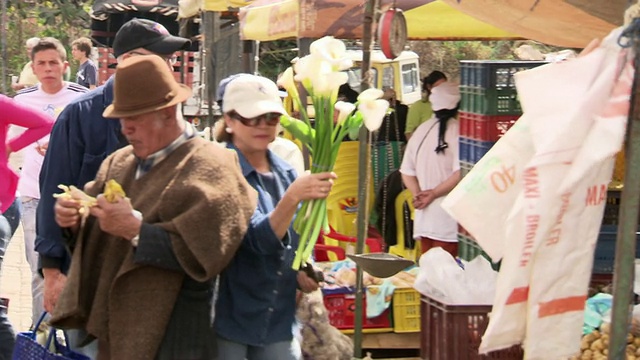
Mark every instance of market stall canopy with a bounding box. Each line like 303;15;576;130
179;0;625;47
237;0;520;41
440;0;626;48
92;0;180;20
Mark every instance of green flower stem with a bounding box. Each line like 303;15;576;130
292;198;323;269
302;199;327;261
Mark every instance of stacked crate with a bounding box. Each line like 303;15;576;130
96;47;197;87
457;61;546;265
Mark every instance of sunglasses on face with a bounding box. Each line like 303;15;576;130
231;112;281;127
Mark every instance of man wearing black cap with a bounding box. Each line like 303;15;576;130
36;18;190;355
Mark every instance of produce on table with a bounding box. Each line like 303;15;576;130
571;322;640;360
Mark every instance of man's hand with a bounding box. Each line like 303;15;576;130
89;194;141;241
43;268;67;313
297;271;320;293
54;197;82;230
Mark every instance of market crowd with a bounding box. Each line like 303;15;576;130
0;17;461;360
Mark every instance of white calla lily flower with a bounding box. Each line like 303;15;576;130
335;101;356;125
311;71;348;97
358;88;384;102
310;36;353;71
277;67;299;102
358;98;389;131
294;54;331;85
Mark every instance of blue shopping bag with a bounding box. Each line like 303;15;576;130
12;312;90;360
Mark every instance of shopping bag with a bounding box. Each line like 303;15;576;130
12;312;90;360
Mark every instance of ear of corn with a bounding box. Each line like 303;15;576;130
103;179;126;203
53;180;126;216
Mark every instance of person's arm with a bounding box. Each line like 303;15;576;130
243;172;336;255
431;170;461;199
2;95;53;153
87;62;97;90
36;103;86;272
401;173;420;197
405;103;421;138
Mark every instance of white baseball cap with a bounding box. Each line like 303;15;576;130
222;75;287;118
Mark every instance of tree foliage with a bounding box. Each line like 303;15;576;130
2;0;92;94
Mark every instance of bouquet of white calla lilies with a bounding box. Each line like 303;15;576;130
277;36;388;270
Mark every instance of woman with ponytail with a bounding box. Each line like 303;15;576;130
399;81;461;257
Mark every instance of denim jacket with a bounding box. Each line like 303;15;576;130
36;77;120;273
214;143;300;346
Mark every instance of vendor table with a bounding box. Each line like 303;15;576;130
349;332;420;349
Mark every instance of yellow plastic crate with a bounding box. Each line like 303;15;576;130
392;288;421;333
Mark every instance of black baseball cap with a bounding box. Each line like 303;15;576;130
112;18;191;58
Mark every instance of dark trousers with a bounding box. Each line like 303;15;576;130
0;199;21;359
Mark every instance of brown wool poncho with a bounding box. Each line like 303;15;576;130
51;137;257;359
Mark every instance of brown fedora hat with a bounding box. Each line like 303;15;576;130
103;55;192;118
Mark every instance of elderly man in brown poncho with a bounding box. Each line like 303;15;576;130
50;55;257;360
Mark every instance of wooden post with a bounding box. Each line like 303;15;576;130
608;20;640;359
353;0;379;357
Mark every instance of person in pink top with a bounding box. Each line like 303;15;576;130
0;93;52;358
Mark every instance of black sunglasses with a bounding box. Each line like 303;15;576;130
231;112;281;127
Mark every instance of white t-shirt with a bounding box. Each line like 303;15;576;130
399;116;460;242
13;82;88;199
269;137;305;176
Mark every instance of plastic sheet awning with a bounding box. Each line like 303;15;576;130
179;0;625;47
440;0;625;48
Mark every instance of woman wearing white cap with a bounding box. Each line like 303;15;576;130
213;74;336;360
399;81;462;257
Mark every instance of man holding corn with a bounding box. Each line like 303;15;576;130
50;55;257;359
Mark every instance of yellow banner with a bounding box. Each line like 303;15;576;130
239;0;521;41
239;0;299;40
203;0;251;11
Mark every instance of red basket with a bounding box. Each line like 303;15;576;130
420;294;523;360
458;112;520;142
323;291;392;331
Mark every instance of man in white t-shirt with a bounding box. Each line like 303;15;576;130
13;37;88;327
399;81;461;258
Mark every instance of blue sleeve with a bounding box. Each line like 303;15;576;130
241;208;291;255
36;103;86;272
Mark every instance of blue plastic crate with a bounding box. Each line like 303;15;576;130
460;60;548;89
459;137;472;163
593;225;640;274
470;140;496;164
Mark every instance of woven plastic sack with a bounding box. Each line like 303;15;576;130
12;313;90;360
442;27;629;360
